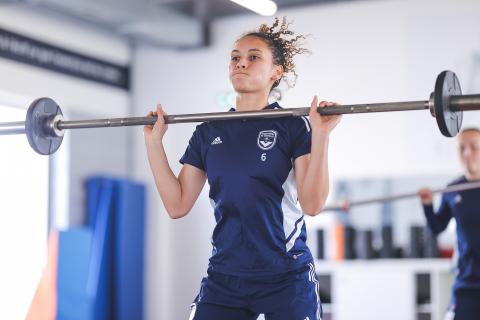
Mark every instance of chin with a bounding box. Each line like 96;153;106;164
231;84;250;93
467;168;479;178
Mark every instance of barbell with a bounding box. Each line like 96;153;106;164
0;70;479;155
322;180;480;211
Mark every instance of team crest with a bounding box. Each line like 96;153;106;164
257;130;278;150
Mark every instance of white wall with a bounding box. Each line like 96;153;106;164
0;3;132;317
0;4;130;117
131;1;480;319
0;4;132;228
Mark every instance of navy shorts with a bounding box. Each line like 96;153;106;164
189;262;322;320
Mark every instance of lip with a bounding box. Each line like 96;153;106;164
231;72;248;77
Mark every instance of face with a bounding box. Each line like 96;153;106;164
458;130;480;178
229;36;283;94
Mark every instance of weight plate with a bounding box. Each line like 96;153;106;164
434;70;463;137
25;98;63;155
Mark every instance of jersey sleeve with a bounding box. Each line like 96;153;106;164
422;194;452;235
179;126;205;171
291;117;312;160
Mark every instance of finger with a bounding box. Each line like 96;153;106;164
157;104;169;115
155;113;165;125
319;100;328;107
157;105;169;118
311;95;318;109
156;104;163;113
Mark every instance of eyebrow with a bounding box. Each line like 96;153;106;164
231;49;263;54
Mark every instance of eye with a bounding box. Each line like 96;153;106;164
249;55;259;61
230;56;240;62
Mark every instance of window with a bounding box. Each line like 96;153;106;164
0;105;49;319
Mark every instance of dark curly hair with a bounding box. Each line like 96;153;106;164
241;16;310;90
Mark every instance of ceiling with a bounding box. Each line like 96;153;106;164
7;0;360;48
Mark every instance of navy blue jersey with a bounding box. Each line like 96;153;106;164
180;102;314;277
423;176;480;290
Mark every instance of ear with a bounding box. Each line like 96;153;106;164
271;64;284;81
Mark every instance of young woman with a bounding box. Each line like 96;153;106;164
144;17;341;320
419;128;480;320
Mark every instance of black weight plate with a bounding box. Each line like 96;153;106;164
25;97;63;155
434;70;463;137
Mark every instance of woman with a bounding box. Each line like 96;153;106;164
144;17;341;320
419;128;480;320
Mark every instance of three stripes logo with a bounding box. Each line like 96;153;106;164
211;136;222;145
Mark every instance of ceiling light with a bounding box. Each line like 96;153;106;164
229;0;277;16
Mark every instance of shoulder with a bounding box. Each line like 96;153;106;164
283;115;311;135
274;102;311;133
447;176;467;186
277;104;311;132
192;121;215;136
187;123;211;146
195;122;209;131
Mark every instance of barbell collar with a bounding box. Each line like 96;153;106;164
49;115;65;137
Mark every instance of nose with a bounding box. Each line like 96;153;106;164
235;58;246;69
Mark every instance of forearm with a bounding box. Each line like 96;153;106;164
299;131;330;215
145;140;185;218
423;204;450;234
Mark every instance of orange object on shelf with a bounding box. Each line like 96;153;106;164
333;223;345;261
26;232;58;320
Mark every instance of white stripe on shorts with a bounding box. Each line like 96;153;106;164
308;262;322;320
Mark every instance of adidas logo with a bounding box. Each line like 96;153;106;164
211;137;222;145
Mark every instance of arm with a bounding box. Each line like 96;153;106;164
418;188;452;234
296;96;341;216
144;105;207;219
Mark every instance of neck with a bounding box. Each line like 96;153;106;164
235;92;270;111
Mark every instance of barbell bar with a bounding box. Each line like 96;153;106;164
322;180;480;211
0;70;479;155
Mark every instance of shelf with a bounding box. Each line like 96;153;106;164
314;258;453;273
312;258;454;320
321;303;333;313
417;303;432;313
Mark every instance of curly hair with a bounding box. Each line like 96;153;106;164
241;16;310;90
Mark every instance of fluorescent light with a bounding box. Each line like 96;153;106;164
230;0;278;16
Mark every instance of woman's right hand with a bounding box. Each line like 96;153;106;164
144;104;168;146
418;188;433;205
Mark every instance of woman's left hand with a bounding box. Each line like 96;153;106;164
309;95;342;134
